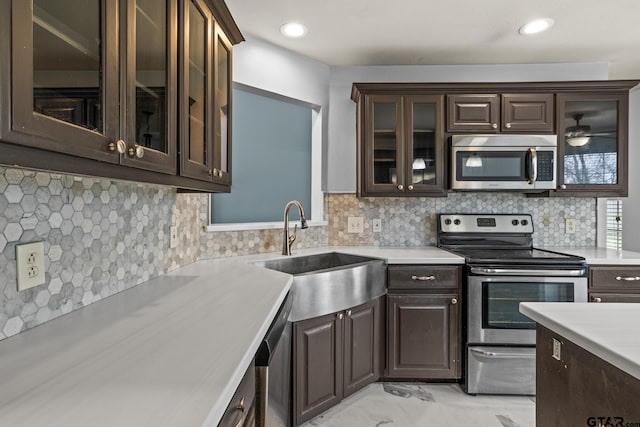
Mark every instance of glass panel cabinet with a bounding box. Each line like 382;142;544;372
556;92;628;196
10;0;119;163
1;0;242;192
359;93;445;196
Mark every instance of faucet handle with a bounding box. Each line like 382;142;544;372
288;224;298;247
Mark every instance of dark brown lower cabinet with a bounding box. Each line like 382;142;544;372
386;294;459;379
293;298;383;426
589;265;640;303
536;325;640;426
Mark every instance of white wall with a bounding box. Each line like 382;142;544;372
326;63;609;192
622;89;640;251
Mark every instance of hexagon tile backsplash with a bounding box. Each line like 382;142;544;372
0;166;597;342
0;166;201;341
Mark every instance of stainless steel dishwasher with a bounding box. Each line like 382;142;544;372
255;292;293;427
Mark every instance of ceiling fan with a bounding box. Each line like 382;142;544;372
565;113;616;147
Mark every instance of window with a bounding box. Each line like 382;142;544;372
605;199;622;250
209;85;323;228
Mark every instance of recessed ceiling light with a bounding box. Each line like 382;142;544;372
280;22;308;38
519;18;554;35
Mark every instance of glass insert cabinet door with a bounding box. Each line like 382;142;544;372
369;96;401;188
11;0;119;162
180;0;214;181
122;0;178;173
406;95;444;192
213;25;232;184
556;93;628;194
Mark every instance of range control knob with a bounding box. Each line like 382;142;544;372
521;219;529;226
453;219;461;225
444;219;452;225
512;219;519;226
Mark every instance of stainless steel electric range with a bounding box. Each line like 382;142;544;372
437;213;588;395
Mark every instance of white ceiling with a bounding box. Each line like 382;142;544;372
226;0;640;79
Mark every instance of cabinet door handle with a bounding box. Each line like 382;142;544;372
411;275;435;281
128;144;144;159
592;296;602;303
346;310;352;316
615;276;640;281
450;298;458;305
407;185;414;191
108;139;127;154
337;313;343;320
491;123;498;129
505;123;512;129
397;184;404;191
560;184;567;190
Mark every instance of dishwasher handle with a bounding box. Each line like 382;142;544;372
255;291;293;366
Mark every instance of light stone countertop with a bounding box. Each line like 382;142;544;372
0;246;461;426
543;246;640;265
520;302;640;380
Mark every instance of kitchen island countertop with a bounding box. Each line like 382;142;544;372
520;302;640;380
0;246;461;426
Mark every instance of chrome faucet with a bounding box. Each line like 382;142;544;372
282;200;309;255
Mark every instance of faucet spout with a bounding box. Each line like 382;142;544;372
282;200;308;255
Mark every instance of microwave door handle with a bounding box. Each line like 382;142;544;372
527;147;537;184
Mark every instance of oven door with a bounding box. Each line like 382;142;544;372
467;270;587;345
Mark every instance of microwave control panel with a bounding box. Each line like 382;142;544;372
537;151;554;182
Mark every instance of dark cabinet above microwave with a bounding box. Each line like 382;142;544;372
0;0;243;193
446;93;554;133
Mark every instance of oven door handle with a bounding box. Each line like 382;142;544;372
469;348;536;359
470;267;586;276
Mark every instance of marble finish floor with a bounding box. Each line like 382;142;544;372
301;383;535;427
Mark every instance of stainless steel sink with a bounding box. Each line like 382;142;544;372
254;252;386;321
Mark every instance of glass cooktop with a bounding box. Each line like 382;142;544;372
446;247;586;265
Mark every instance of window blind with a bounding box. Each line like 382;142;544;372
606;199;622;250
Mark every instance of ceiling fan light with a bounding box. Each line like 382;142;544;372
519;18;554;35
280;22;308;38
567;136;590;147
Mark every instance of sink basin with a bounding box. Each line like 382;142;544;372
254;252;386;321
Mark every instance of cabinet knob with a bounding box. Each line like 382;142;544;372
407;185;414;191
560;184;567;190
397;184;404;191
108;140;127;154
451;298;458;305
235;397;245;412
505;123;512;129
128;144;144;159
346;310;352;317
337;313;344;320
592;297;602;303
491;123;498;129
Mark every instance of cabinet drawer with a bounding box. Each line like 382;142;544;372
388;266;460;290
590;292;640;303
589;266;640;291
218;361;255;427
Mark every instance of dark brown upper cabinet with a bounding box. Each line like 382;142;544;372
447;94;499;132
355;91;446;197
0;0;242;192
555;92;628;197
447;93;554;133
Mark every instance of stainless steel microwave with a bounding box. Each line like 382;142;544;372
451;134;557;191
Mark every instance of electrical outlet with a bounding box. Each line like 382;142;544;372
16;241;46;291
347;216;364;233
565;218;576;234
372;218;382;233
552;338;562;361
169;225;178;249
